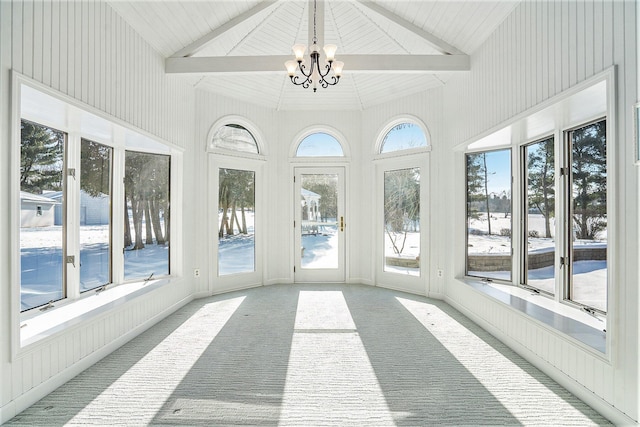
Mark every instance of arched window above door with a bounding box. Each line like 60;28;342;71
210;124;259;154
378;121;429;155
296;132;344;157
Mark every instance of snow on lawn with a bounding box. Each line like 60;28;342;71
20;224;168;311
219;233;255;275
468;213;607;312
301;227;338;269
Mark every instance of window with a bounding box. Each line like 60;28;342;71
296;133;344;157
20;120;66;311
466;149;512;281
124;151;170;281
218;168;255;275
519;120;607;313
384;168;421;276
211;124;259;154
380;123;428;154
522;137;555;294
566;120;607;312
80;139;113;292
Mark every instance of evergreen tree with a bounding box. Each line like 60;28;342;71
20;120;64;194
572;121;606;240
527;138;555;238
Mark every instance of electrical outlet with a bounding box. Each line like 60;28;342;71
194;269;201;278
437;269;444;278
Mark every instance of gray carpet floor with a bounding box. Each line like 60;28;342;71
6;284;612;426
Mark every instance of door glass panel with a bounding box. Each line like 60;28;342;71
80;139;112;292
218;168;255;275
20;120;65;311
300;174;338;269
466;149;512;281
523;138;555;293
569;120;607;312
384;167;420;276
124;151;170;280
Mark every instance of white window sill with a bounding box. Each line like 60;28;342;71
459;277;607;355
19;278;173;349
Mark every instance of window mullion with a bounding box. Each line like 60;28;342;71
111;146;126;285
65;131;81;301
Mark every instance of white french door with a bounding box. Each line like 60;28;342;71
294;167;345;282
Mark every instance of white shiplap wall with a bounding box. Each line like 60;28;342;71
440;0;638;423
0;0;196;422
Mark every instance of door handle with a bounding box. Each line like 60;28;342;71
340;216;345;232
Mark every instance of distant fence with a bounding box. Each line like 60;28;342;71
468;246;606;271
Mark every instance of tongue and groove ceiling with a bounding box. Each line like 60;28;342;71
108;0;520;110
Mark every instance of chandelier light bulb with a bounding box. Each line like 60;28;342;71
292;44;306;61
333;61;344;77
323;44;337;61
285;60;298;77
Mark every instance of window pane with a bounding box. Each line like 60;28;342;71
211;124;258;154
124;151;170;280
218;168;255;275
80;139;112;292
384;168;420;276
20;120;65;311
300;174;338;268
466;149;512;280
569;120;607;312
296;133;344;157
380;123;427;153
523;138;555;294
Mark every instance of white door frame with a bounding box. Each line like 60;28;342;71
293;166;346;283
209;154;264;293
375;154;429;295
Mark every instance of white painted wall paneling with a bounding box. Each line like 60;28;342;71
0;0;196;422
441;0;638;422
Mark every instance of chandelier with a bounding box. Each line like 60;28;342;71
284;0;344;92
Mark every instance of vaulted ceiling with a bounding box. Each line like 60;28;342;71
108;0;520;110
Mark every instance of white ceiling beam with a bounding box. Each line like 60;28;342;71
165;54;470;74
354;0;464;55
170;0;280;58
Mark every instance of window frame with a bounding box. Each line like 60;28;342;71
375;145;430;295
520;135;556;296
374;116;431;160
457;69;615;351
464;147;514;283
290;126;350;163
207;116;266;160
562;117;609;314
209;154;264;293
12;74;183;354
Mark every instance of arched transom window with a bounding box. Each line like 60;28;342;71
296;132;344;157
211;124;259;154
380;123;428;154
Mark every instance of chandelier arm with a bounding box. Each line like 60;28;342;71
321;75;340;87
290;75;312;87
297;62;313;78
318;61;333;79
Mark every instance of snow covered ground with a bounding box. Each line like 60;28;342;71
468;213;607;312
19;211;606;313
20;222;169;311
